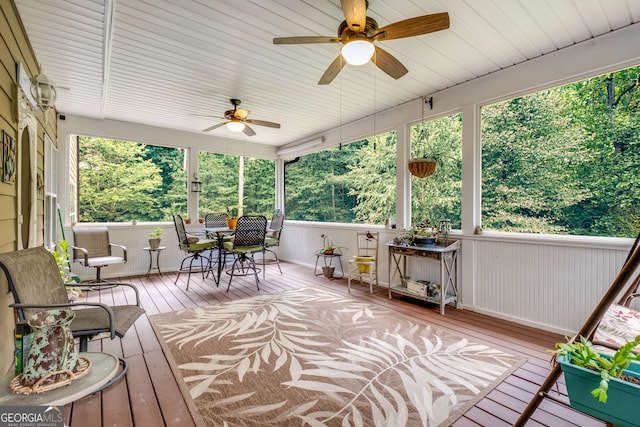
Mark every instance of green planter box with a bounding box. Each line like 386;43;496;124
558;354;640;427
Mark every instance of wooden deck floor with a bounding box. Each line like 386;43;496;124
63;261;606;427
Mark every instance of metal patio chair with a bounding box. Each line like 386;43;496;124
0;246;144;386
222;215;267;291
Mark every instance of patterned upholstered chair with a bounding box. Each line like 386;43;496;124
222;215;267;291
71;225;127;285
173;214;218;290
593;304;640;354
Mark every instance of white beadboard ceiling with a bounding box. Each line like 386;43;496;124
14;0;640;147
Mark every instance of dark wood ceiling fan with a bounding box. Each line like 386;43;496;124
273;0;449;85
201;99;281;136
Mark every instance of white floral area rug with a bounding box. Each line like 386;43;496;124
149;287;525;426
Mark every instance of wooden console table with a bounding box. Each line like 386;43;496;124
387;239;460;315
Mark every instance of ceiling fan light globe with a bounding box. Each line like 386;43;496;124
341;40;374;65
226;121;245;132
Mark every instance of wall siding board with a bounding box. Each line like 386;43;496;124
0;0;54;374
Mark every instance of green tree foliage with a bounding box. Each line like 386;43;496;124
482;91;588;233
79;137;165;222
482;66;640;237
198;152;239;217
243;158;275;216
198;153;275;218
143;144;187;220
561;69;640;237
285;133;396;224
411;114;462;229
347;133;397;224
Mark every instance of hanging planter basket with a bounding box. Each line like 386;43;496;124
408;158;436;178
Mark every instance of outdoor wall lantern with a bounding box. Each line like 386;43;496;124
30;66;57;115
191;173;202;193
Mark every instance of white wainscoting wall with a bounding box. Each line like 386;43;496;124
66;222;633;336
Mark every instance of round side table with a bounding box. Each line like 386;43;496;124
143;246;166;279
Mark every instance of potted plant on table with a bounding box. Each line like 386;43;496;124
314;234;347;278
551;335;640;427
226;206;241;229
148;228;163;249
410;224;438;246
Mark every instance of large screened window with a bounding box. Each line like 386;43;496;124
285;131;396;224
410;113;462;229
77;136;187;222
198;152;275;218
481;65;640;237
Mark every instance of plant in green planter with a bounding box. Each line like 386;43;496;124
551;335;640;403
550;335;640;426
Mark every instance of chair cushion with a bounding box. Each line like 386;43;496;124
593;303;640;352
187;238;217;252
223;241;263;254
264;237;279;246
81;255;125;267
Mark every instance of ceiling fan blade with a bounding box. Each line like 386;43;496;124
340;0;367;33
243;125;256;137
375;12;450;41
194;114;225;119
273;36;341;44
234;108;250;120
245;119;281;129
318;55;346;85
202;122;227;132
372;46;408;79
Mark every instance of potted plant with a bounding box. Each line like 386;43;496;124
313;234;346;278
354;231;377;273
314;234;346;256
408;107;442;178
410;224;437;246
51;240;82;300
149;227;163;249
551;335;640;426
226;206;242;229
